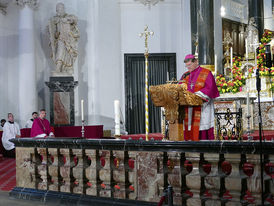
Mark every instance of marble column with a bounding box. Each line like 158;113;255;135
248;0;264;40
197;0;214;72
213;0;223;75
190;0;198;55
17;0;38;127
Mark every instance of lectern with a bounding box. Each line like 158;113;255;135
149;83;203;141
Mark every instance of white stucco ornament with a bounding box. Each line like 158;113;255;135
14;0;39;9
135;0;163;8
0;0;8;15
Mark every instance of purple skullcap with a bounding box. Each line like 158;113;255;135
184;54;195;61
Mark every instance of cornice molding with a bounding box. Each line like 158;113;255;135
0;0;9;15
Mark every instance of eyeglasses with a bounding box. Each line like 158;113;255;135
185;62;194;68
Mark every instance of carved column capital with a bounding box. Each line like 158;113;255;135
0;0;9;15
14;0;39;9
135;0;163;8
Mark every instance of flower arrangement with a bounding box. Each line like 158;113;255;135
271;67;274;92
216;56;245;94
248;31;273;77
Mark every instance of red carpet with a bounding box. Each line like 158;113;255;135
0;158;16;191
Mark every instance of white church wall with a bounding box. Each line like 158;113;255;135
34;0;122;130
119;0;191;125
0;0;191;132
34;0;192;131
85;0;122;130
0;3;20;123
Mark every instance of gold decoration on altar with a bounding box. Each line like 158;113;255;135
223;31;233;75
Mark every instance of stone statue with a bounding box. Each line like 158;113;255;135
48;3;79;75
246;17;259;53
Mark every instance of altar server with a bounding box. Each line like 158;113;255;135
2;113;20;157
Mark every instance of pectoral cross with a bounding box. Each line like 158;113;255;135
190;82;194;89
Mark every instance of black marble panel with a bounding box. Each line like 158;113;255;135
248;0;264;40
10;138;274;154
190;0;198;54
197;0;214;65
10;187;157;206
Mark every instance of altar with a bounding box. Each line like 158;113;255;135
215;78;274;132
10;138;274;206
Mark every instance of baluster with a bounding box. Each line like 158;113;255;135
156;152;164;201
16;147;36;188
185;152;201;205
37;148;49;190
72;149;86;194
167;152;182;205
223;154;242;204
48;148;59;191
99;150;111;197
112;151;125;199
203;153;220;204
135;151;160;202
245;154;261;205
127;151;137;200
266;155;274;203
60;148;74;193
85;149;98;196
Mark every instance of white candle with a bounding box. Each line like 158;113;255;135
245;39;248;60
81;99;84;121
230;47;233;68
246;92;250;117
114;100;120;136
214;54;217;76
254;47;257;66
230;47;233;78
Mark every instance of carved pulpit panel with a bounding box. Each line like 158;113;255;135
149;83;203;141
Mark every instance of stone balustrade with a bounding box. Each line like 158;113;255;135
11;138;274;205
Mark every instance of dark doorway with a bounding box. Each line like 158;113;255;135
124;53;177;134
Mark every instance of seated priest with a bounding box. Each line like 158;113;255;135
25;111;38;128
31;109;54;138
179;54;219;141
2;113;21;157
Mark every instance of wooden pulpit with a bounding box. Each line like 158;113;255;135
149;83;203;141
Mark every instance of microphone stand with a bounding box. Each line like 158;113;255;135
256;68;264;206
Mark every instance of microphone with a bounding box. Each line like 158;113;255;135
182;72;190;79
256;68;261;92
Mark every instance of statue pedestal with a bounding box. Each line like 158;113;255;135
45;77;78;126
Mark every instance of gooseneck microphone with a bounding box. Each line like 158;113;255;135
256;68;261;92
